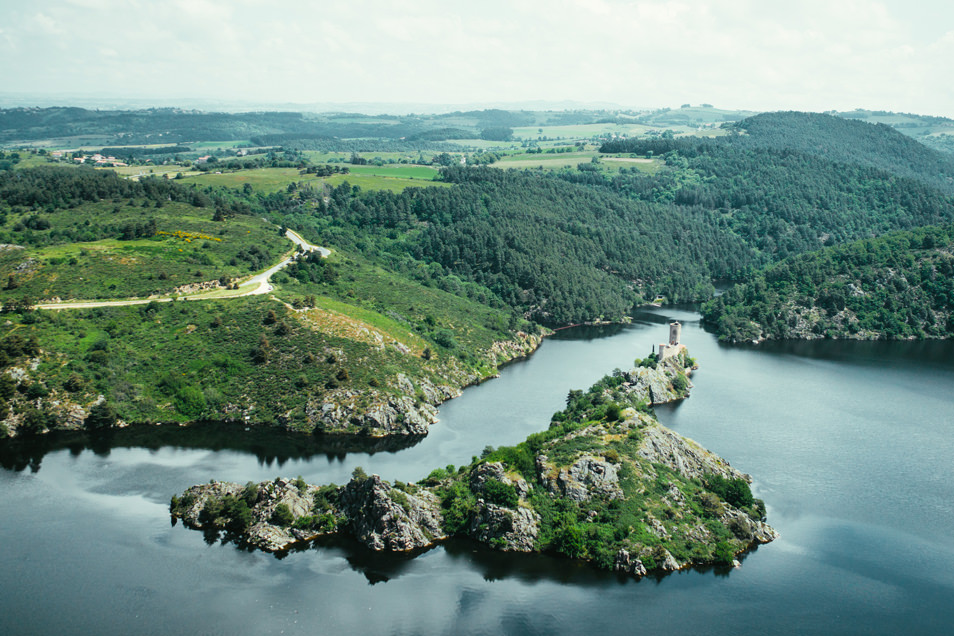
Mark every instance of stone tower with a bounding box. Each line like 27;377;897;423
669;321;681;346
658;321;684;361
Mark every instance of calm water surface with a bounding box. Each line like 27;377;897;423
2;309;953;635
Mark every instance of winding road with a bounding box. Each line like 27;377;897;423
34;229;330;310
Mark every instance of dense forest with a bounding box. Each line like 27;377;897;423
270;167;757;324
0;165;208;211
6;110;954;335
601;112;954;192
727;112;954;192
702;225;954;342
595;113;954;262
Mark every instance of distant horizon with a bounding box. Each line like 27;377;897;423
1;94;947;121
2;1;952;119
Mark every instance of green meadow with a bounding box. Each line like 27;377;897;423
324;173;451;193
1;200;288;301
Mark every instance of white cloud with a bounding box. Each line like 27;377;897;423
0;0;952;116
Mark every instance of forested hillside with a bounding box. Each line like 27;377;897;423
702;225;954;342
728;112;954;192
270;167;757;324
596;112;954;261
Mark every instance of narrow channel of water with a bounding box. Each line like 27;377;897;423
1;309;952;635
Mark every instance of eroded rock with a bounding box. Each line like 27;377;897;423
339;475;445;551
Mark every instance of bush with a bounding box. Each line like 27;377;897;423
440;482;476;534
174;386;207;417
672;373;689;393
270;503;294;526
713;540;736;565
482;478;518;508
433;329;458;349
241;481;260;506
704;475;754;509
85;401;118;429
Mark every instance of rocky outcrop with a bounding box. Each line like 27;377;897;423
309;388;439;436
486;331;544;367
720;507;779;544
637;423;746;482
469;461;531;499
468;504;539;551
613;548;648;576
173;477;333;552
466;462;539;551
623;356;693;405
539;454;622;502
339;475;445;551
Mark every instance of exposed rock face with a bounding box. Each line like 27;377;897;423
470;461;530;499
307;384;451;436
721;507;779;544
243;477;320;551
637;423;745;482
540;455;622;502
655;549;682;571
624;356;693;405
486;331;544;367
468;504;539;552
466;462;539;551
339;475;446;551
174;478;330;552
300;333;542;437
174;481;243;528
613;549;648;576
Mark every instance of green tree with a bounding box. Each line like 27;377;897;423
85;401;118;429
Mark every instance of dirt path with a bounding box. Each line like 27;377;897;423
34;229;329;310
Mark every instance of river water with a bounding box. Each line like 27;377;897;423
1;308;953;635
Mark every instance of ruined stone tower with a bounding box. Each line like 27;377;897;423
658;321;684;361
669;321;681;346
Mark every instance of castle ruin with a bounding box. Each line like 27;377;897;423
658;321;685;361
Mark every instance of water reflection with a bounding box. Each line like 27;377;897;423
0;423;424;473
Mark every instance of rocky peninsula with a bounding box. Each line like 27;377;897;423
171;349;777;577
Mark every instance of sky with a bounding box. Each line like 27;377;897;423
1;0;953;116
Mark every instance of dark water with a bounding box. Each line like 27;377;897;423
2;309;953;635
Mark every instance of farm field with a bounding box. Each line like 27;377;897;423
512;122;662;140
345;164;441;180
179;164;448;194
324;172;451;193
106;165;199;179
601;156;665;173
181;168;323;192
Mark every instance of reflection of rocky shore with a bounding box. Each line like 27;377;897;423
0;422;424;472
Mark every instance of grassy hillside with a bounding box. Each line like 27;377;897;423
0;166;538;439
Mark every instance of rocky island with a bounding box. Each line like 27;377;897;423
171;340;777;577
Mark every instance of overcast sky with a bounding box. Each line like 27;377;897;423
2;0;952;116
